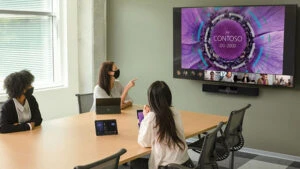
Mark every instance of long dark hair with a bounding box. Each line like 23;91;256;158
147;81;185;150
4;70;34;99
98;61;114;96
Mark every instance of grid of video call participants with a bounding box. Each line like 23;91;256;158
204;70;294;87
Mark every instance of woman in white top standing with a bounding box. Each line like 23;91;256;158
132;81;194;169
90;61;136;111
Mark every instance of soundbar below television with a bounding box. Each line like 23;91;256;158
173;5;297;88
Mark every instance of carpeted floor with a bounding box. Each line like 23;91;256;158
190;150;300;169
118;150;300;169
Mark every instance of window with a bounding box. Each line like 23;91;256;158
0;0;62;93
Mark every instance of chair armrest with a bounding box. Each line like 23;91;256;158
167;163;192;169
188;145;202;151
187;132;207;151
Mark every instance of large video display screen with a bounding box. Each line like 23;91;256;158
173;5;297;87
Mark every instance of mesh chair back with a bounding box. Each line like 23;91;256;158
223;104;251;149
0;101;4;111
167;123;224;169
75;93;93;114
74;148;127;169
197;122;224;169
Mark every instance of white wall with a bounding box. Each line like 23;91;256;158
93;0;107;86
78;0;94;93
78;0;107;93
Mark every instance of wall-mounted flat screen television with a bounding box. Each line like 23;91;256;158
173;5;297;88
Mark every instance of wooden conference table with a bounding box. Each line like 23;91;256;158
0;105;227;169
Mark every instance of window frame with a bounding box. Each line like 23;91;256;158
0;0;65;94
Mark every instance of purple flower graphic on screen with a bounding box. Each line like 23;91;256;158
181;6;285;74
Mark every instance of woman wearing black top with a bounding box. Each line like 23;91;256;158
0;70;42;133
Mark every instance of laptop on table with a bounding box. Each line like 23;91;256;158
96;98;121;114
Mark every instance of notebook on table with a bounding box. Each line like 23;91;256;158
96;98;121;114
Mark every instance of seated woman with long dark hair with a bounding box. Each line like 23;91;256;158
90;61;136;111
132;81;194;169
0;70;43;133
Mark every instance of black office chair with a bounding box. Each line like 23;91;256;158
167;122;225;169
75;93;93;114
0;101;4;111
188;104;251;169
74;148;127;169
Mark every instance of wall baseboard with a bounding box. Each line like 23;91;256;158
186;138;300;162
240;147;300;162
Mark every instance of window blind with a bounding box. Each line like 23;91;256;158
0;0;51;12
0;0;56;90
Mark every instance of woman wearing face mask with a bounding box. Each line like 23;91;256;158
90;61;137;111
0;70;43;133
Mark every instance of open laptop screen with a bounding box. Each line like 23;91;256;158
96;98;121;114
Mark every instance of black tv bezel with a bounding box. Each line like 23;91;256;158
173;4;297;88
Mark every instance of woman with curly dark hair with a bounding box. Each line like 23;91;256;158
0;70;42;133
